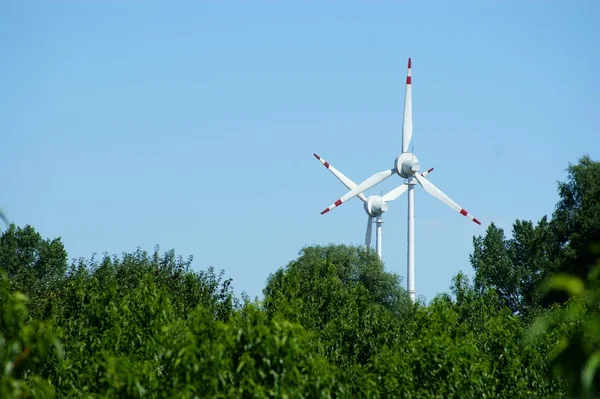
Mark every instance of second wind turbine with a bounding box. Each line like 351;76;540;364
313;153;433;259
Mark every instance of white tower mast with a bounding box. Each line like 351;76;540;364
376;216;383;259
403;59;416;302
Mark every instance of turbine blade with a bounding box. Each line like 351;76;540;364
382;168;434;202
402;57;413;153
382;184;408;202
313;153;367;203
421;167;434;177
365;215;373;249
321;169;395;214
413;173;481;225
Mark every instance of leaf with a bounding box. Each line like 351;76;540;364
236;360;245;373
540;273;584;298
582;351;600;397
527;315;551;342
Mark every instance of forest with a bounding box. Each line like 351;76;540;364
1;154;600;398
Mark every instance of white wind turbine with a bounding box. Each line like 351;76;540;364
319;58;481;302
313;153;434;259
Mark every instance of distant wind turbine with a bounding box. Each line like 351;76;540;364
319;58;481;302
313;153;433;259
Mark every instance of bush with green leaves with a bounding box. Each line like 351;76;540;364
531;260;600;399
0;270;62;398
2;153;600;397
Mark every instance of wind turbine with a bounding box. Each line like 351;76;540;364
313;153;433;259
319;58;481;302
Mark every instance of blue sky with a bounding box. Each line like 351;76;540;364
1;0;598;302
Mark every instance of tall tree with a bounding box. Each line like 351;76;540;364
552;154;600;279
263;244;413;369
471;154;599;315
530;259;600;398
471;218;559;316
0;224;68;319
0;271;62;398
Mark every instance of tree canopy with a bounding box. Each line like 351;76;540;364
1;154;600;397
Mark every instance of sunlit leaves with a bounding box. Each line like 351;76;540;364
530;261;600;398
0;271;62;398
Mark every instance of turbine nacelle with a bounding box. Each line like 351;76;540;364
364;195;388;217
395;152;421;178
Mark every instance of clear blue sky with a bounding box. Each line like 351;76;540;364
1;1;598;302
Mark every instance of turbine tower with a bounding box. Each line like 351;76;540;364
313;153;433;258
319;58;481;302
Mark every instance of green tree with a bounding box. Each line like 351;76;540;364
2;211;591;398
552;154;600;280
531;260;600;398
471;218;559;316
222;303;344;398
263;245;413;367
54;247;235;324
263;244;411;323
0;271;62;398
41;248;347;398
0;224;68;319
470;154;600;316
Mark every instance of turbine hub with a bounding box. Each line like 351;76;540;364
394;152;420;179
364;195;388;217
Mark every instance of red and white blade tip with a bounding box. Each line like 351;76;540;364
459;208;481;225
321;199;342;215
425;167;434;174
408;58;411;68
313;153;330;168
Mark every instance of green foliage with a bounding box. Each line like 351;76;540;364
0;224;68;320
222;304;343;398
263;245;413;368
2;153;600;397
263;246;566;397
0;230;569;397
0;271;62;398
531;261;600;398
471;154;600;317
553;154;600;279
470;218;559;317
263;244;411;325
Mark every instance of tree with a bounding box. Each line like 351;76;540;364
471;218;559;316
221;304;344;398
470;223;518;311
552;154;600;280
41;246;346;398
0;214;588;397
0;271;62;398
470;154;600;316
531;259;600;398
264;244;411;323
263;245;413;368
0;224;69;319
